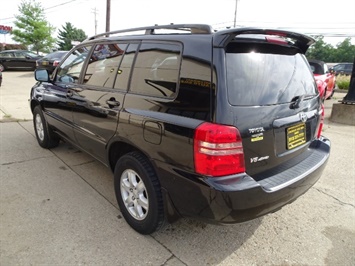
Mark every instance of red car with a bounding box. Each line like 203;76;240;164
308;59;336;100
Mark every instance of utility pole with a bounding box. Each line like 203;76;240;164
233;0;239;28
92;7;98;35
106;0;111;33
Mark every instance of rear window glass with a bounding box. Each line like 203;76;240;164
226;43;317;106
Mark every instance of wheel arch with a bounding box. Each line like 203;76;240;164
30;99;41;113
0;62;6;72
108;140;151;172
107;139;181;224
30;85;46;113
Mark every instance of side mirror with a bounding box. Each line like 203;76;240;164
35;69;50;82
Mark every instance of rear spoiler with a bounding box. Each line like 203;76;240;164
213;28;315;53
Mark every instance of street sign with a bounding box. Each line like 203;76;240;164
0;25;12;34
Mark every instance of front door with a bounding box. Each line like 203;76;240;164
43;45;92;141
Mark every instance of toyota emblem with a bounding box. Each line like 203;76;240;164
299;112;307;123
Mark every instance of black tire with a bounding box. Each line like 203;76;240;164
33;105;59;149
114;152;165;234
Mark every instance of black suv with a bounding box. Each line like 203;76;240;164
30;24;331;234
331;62;353;76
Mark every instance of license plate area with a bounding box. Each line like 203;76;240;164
286;123;306;149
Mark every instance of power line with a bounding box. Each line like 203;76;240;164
0;0;82;22
44;0;80;10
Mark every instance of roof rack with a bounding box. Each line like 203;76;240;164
86;24;213;41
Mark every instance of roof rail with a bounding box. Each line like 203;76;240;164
86;24;213;41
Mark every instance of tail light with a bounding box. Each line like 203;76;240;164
194;122;245;177
316;104;324;138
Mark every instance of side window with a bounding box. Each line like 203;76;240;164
114;43;138;90
2;53;12;58
83;43;127;88
56;46;92;83
336;64;345;71
130;42;181;98
15;52;25;58
176;56;215;120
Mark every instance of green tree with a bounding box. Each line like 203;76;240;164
333;38;355;62
57;22;87;50
11;0;55;54
306;36;355;63
306;36;333;62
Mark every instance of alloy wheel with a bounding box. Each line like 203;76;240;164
35;113;45;141
120;169;149;220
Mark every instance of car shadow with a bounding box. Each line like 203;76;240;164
51;141;262;265
152;217;262;265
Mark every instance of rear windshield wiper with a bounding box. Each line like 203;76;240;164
291;94;315;109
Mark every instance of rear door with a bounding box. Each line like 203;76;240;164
2;52;18;68
12;51;34;69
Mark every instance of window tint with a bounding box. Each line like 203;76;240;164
309;62;324;74
24;51;39;58
114;43;138;90
335;64;345;71
226;43;317;106
130;42;181;97
345;64;352;70
176;57;215;120
14;52;26;58
56;46;92;83
0;52;12;58
83;43;127;88
45;51;67;60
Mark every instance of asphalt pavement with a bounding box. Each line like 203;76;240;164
0;71;354;265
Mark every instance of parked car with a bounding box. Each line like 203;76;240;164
308;59;336;100
30;24;330;234
0;50;42;71
331;63;353;76
36;51;68;73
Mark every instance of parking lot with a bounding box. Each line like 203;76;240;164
1;71;354;265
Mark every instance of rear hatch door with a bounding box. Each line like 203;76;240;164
214;30;322;178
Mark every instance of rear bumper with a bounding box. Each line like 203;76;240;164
159;137;330;224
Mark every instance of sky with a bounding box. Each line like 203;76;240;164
0;0;354;47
